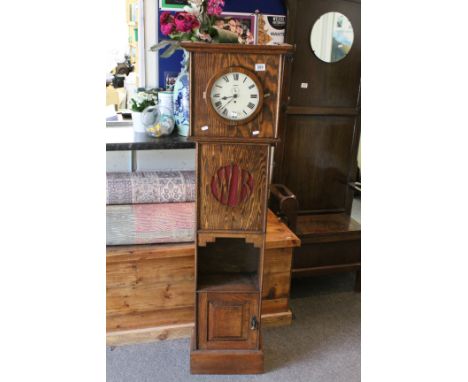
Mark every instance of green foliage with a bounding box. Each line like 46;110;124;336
130;90;159;112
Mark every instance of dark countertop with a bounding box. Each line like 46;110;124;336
106;127;195;151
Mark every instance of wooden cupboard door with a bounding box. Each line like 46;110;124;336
198;143;270;232
198;293;259;350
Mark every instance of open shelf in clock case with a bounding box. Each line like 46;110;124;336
196;237;261;293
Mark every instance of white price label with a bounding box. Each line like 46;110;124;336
255;63;266;71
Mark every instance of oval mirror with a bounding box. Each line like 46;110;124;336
310;12;354;63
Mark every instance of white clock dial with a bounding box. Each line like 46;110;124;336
209;71;261;121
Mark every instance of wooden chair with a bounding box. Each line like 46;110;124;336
270;0;361;291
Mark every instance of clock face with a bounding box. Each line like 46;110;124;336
209;70;262;122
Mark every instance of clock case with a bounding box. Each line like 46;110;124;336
182;42;294;375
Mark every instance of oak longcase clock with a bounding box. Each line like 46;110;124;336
181;42;294;375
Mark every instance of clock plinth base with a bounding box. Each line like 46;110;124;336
190;332;264;375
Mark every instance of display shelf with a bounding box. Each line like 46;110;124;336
106;127;195;151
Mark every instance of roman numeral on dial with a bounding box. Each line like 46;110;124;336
233;73;239;81
247;102;256;109
250;94;258;98
215;101;222;108
248;84;255;90
223;76;229;82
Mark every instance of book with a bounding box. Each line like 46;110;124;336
257;14;286;45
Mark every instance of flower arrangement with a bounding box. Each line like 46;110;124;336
151;0;237;58
130;90;159;112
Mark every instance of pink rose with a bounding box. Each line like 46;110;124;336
160;11;172;25
161;22;176;36
174;12;199;33
160;11;176;36
207;0;224;16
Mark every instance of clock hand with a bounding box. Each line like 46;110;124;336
221;94;239;100
220;97;235;111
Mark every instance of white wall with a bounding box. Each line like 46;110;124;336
107;0;194;174
144;0;158;88
106;0;128;73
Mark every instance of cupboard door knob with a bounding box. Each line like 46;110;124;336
250;315;258;330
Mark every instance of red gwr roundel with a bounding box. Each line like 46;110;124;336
211;164;254;207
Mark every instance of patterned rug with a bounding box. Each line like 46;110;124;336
106;171;195;205
106;203;195;246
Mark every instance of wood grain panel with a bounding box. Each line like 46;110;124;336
293;239;360;268
107;256;194;288
208;303;244;339
107;311;292;346
198;232;264;248
262;310;293;327
198;292;259;350
107;242;194;263
107;280;194;315
285;0;361;108
107;302;289;334
263;247;292;274
185;44;292;140
264;213;300;249
262;273;291;299
198;143;269;231
261;298;289;314
107;306;194;332
281;115;356;212
107;323;194;346
190;346;264;374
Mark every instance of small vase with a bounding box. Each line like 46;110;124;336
131;111;146;133
158;91;174;113
142;105;175;138
173;50;190;137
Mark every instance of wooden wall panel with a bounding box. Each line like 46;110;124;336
274;0;361;216
285;0;361;108
281;115;357;212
